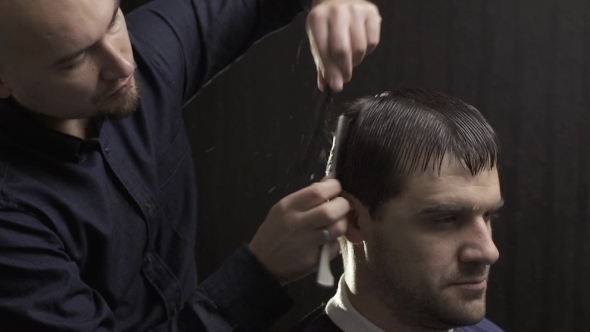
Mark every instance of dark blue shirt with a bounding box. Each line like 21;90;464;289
0;0;310;330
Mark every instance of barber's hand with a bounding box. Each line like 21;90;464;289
307;0;381;92
248;179;350;286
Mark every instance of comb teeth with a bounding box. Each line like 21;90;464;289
326;114;350;179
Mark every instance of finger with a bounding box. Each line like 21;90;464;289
324;64;344;92
350;15;367;67
320;218;348;241
365;9;382;56
280;179;343;211
309;37;325;89
299;197;350;230
326;11;352;89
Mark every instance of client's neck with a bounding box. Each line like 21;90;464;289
345;271;449;332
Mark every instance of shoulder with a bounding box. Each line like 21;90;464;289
456;318;505;332
290;304;343;332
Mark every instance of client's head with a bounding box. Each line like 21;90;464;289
329;87;503;330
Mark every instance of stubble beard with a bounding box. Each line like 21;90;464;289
368;233;488;330
92;77;141;122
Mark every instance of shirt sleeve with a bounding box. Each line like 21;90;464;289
125;0;311;107
0;209;293;332
153;244;295;332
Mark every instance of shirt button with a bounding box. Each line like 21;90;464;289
145;201;153;211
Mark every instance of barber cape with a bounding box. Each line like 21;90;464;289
290;276;504;332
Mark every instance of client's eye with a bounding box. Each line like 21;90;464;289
483;211;501;223
434;215;457;224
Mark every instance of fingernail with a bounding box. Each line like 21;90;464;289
330;80;338;90
330;80;343;93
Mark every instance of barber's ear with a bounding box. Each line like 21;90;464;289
341;192;367;245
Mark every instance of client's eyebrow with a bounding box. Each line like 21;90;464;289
419;198;505;215
420;204;465;215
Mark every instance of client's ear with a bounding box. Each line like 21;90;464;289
341;192;369;245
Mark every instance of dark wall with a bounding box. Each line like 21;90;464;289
122;1;590;331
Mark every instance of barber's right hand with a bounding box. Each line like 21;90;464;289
248;179;350;286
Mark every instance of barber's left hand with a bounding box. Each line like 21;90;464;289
306;0;382;93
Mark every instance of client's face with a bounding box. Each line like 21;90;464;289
363;154;503;329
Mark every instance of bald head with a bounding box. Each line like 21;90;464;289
0;0;120;66
0;0;57;60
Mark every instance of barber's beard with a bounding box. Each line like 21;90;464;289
368;233;488;330
92;77;141;122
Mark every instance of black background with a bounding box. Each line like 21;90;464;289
121;1;590;331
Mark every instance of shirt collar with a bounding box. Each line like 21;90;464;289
0;97;91;163
325;275;454;332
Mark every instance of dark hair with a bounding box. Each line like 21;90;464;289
326;87;500;217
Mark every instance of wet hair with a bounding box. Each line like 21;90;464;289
325;87;500;218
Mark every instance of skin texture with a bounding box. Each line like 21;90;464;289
343;154;503;332
0;0;139;138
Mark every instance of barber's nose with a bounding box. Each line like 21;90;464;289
99;41;135;81
459;218;500;265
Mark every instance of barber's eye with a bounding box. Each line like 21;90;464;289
109;14;121;30
65;61;83;70
63;58;85;71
